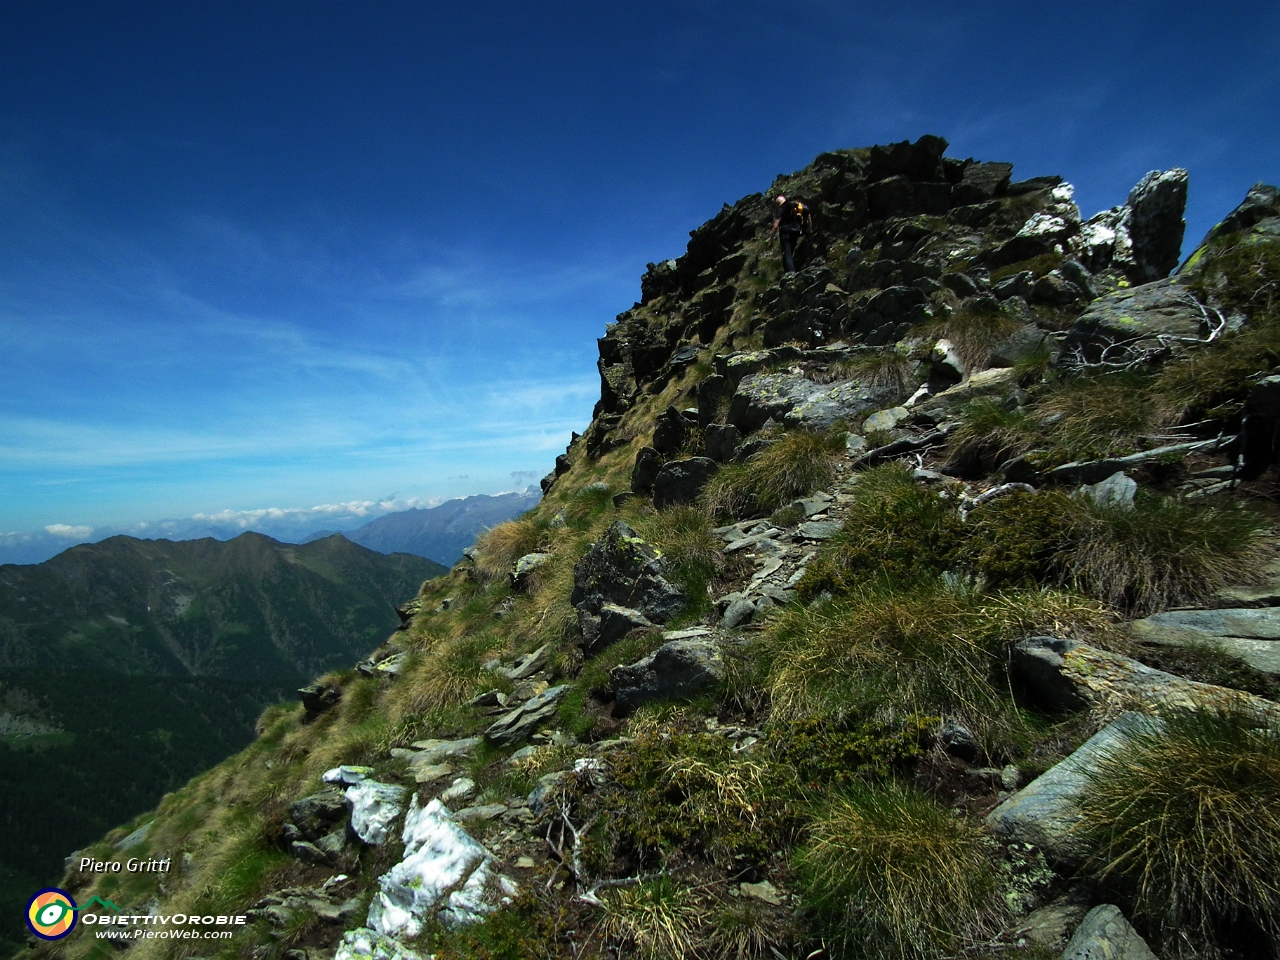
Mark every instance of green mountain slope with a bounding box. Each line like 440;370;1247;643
0;532;447;681
24;144;1280;960
0;532;445;955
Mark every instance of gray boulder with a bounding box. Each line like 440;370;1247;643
986;712;1160;866
651;406;691;454
289;789;348;842
611;639;725;716
1008;636;1280;721
652;457;719;508
993;271;1034;302
729;371;897;433
571;521;686;652
631;446;663;495
1061;279;1207;368
583;603;655;650
511;552;553;591
704;423;741;463
1061;904;1159;960
1075;168;1188;284
484;685;570;747
1079;471;1136;508
720;596;757;628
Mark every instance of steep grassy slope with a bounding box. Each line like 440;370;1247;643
27;143;1280;960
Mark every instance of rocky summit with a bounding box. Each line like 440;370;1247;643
33;139;1280;960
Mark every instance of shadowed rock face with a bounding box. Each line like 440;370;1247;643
611;638;725;715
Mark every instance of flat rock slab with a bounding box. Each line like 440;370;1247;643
1011;636;1280;721
407;738;482;766
453;803;507;822
729;371;896;433
1129;608;1280;676
986;712;1159;866
797;520;843;540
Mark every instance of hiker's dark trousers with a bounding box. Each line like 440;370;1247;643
780;229;802;273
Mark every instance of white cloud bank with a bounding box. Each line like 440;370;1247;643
44;523;94;538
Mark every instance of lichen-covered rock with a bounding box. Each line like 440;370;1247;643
729;371;896;434
335;928;425;960
571;521;686;650
1061;279;1207;368
1009;636;1280;721
611;639;725;715
288;788;347;841
511;552;553;591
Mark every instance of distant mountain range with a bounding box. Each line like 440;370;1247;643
0;529;447;937
303;488;540;564
0;531;446;681
0;489;541;566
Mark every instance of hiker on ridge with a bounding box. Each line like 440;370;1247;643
771;194;813;274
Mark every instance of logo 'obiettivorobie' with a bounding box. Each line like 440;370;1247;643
26;888;78;940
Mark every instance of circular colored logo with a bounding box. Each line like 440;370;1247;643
26;888;77;940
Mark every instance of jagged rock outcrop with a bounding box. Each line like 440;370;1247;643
570;521;686;651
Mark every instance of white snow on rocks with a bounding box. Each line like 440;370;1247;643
367;796;516;937
333;926;425;960
346;779;409;846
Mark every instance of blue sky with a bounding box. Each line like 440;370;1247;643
1;0;1277;561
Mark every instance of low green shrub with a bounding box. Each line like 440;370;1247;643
766;714;937;791
798;782;1003;960
581;731;799;872
701;430;844;520
962;489;1076;587
797;464;965;597
1075;708;1280;954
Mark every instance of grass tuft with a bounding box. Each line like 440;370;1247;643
474;517;544;580
702;430;845;520
1058;495;1270;615
798;781;1003;959
1076;708;1280;954
600;876;705;960
760;579;1104;750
